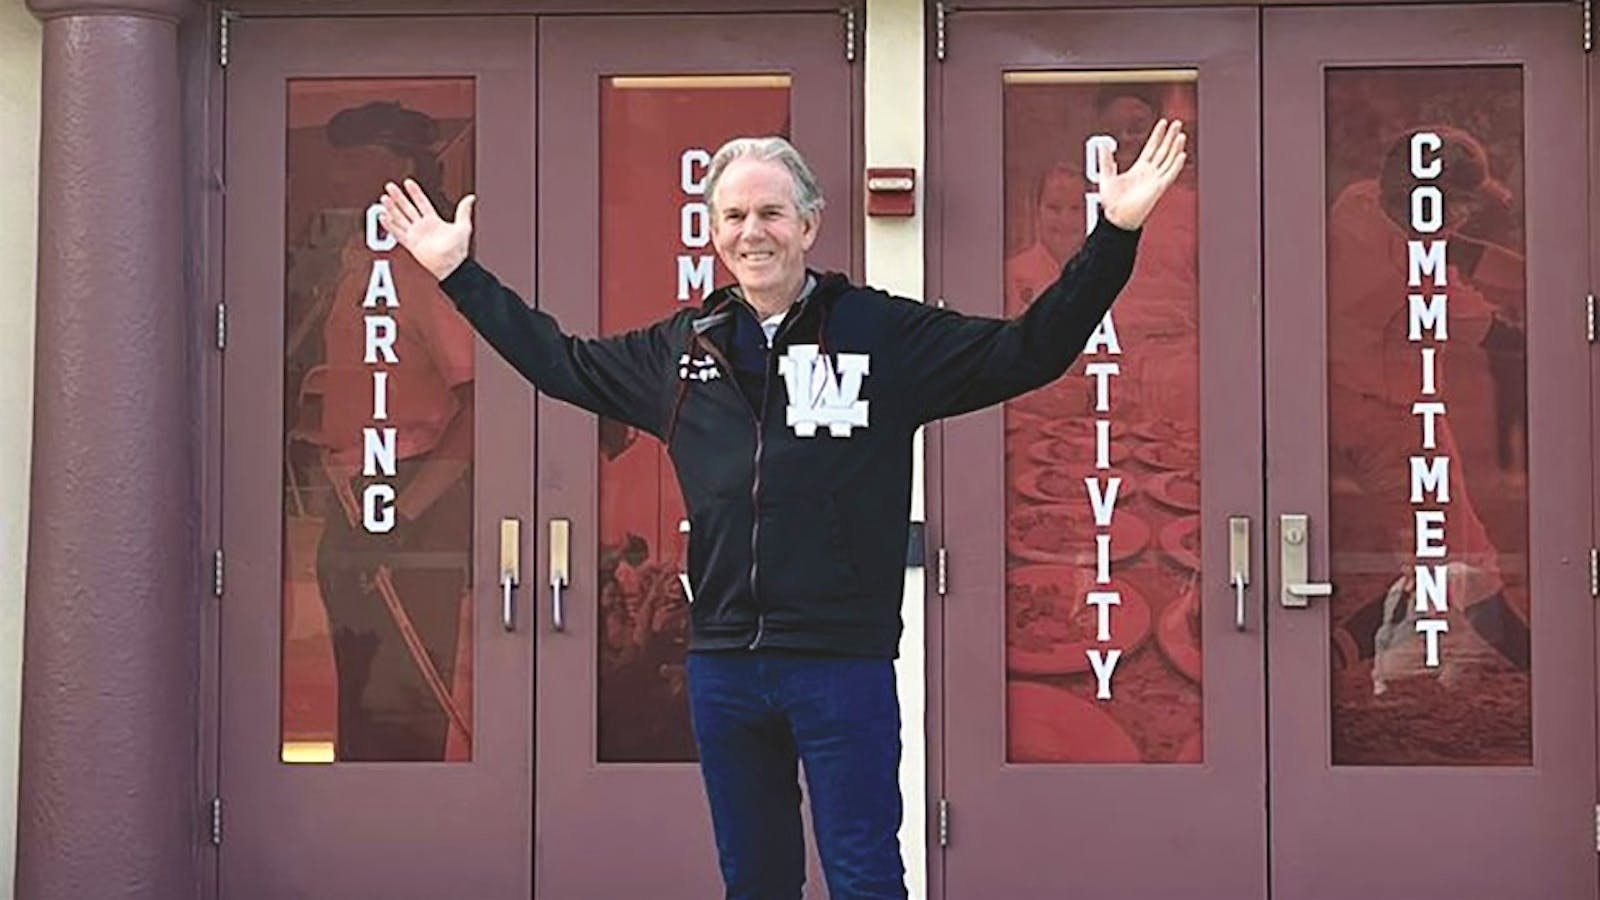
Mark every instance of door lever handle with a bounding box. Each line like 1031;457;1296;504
1228;516;1250;631
550;518;570;632
1280;514;1334;608
499;518;521;631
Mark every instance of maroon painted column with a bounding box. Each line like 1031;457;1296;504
19;1;199;898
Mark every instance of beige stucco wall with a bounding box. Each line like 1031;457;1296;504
0;2;40;897
865;0;929;896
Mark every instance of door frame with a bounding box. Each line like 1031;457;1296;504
533;11;863;898
218;15;537;898
1263;4;1595;897
931;7;1265;898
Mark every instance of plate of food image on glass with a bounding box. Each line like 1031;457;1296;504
1155;577;1203;683
1007;681;1140;763
1129;419;1198;445
1013;466;1140;507
1007;503;1150;566
1038;417;1130;442
1158;515;1201;572
1006;564;1152;676
1133;439;1199;472
1145;470;1200;514
1026;435;1134;469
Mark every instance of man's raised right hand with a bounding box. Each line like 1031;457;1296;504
377;178;476;281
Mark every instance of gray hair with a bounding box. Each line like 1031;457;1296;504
704;136;826;219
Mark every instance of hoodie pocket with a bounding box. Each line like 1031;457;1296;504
761;492;864;604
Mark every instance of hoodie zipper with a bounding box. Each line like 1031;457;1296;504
684;321;769;650
747;303;814;650
692;291;814;652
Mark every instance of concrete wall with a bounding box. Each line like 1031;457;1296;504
0;2;41;897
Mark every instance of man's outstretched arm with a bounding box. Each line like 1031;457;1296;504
379;179;679;438
902;119;1188;423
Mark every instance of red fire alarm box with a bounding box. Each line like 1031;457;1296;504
866;167;916;217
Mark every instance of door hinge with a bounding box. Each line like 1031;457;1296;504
1590;547;1597;598
1587;294;1595;343
1585;0;1593;53
218;11;237;68
841;4;858;63
216;302;226;351
211;796;223;846
936;546;948;597
934;1;948;62
938;797;950;847
213;548;224;598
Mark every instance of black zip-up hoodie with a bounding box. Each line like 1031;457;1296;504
439;220;1140;658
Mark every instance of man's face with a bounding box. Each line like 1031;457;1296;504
1035;173;1085;262
711;158;819;305
1100;96;1157;170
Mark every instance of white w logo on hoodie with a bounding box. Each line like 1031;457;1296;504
777;344;870;437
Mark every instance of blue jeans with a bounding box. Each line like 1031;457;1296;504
685;650;908;900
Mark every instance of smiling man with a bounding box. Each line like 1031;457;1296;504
378;123;1186;900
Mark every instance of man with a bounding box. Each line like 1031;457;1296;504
377;120;1186;899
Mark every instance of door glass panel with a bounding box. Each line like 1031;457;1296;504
1324;66;1530;765
282;78;478;763
1002;71;1201;763
597;75;791;763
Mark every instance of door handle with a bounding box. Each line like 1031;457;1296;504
549;518;570;631
499;518;521;631
1228;515;1250;631
678;519;695;604
1280;513;1334;608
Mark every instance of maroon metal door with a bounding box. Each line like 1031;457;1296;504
533;14;857;899
1264;6;1595;899
936;9;1265;899
221;18;536;898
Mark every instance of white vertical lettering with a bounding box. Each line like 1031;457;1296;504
681;202;711;248
1415;511;1447;559
366;202;397;252
1086;649;1123;700
1086;477;1122;527
1085;135;1117;184
1416;619;1449;667
1408;240;1449;287
1410;132;1443;178
1408;294;1450;341
1084;314;1122;355
1410;186;1444;234
363;483;397;533
677;255;715;302
1415;564;1449;614
1412;401;1446;450
372;371;390;420
1086;362;1119;412
363;259;399;308
363;426;398;477
1409;455;1450;504
681;149;711;194
1086;591;1121;642
365;316;399;364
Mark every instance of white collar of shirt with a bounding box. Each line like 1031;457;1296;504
733;274;818;347
760;312;786;347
